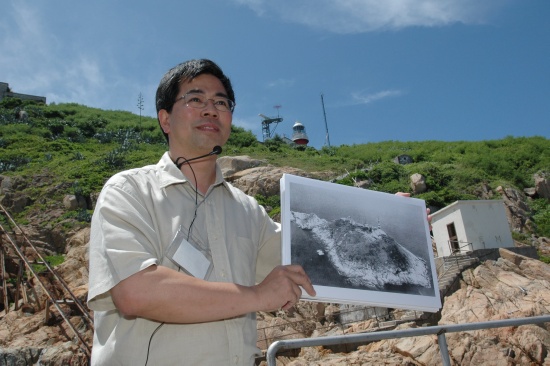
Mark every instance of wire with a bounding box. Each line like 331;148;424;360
172;155;200;240
144;322;165;366
185;161;199;241
144;155;201;365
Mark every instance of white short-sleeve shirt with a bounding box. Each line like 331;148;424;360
87;152;281;365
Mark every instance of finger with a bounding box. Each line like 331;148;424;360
283;265;316;297
301;279;316;297
281;301;293;310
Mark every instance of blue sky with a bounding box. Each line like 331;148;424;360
1;0;549;148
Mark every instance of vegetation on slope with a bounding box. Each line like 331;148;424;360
1;98;549;242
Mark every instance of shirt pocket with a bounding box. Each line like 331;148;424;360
229;236;258;286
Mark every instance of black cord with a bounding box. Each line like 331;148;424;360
144;322;165;366
144;156;201;365
185;163;199;241
172;155;200;240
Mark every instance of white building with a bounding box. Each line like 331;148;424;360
431;200;514;258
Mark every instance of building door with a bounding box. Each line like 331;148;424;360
447;223;459;253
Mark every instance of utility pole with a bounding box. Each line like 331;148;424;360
137;92;144;124
321;93;331;147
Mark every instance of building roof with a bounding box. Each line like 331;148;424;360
431;200;504;219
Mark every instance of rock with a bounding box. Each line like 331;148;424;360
536;236;550;257
0;191;31;213
17;110;28;121
0;347;42;365
230;166;310;196
218;155;265;177
496;186;534;232
534;171;550;199
63;195;79;210
354;179;372;189
0;175;26;193
3;160;550;366
524;187;537;198
67;227;90;249
410;173;427;194
436;251;550;365
394;155;414;165
62;194;87;211
473;183;494;200
263;249;550;365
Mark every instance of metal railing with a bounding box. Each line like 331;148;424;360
266;315;550;366
448;239;472;254
0;203;93;358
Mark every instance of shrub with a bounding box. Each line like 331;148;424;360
77;118;108;138
255;194;280;218
31;255;65;273
104;149;127;169
367;161;405;183
227;125;258;148
0;156;32;172
530;198;550;238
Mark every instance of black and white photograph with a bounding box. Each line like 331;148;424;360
281;174;441;312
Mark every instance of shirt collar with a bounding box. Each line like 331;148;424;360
157;151;235;197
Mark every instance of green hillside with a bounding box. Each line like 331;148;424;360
1;98;549;243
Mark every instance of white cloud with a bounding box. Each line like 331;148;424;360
0;2;123;110
234;0;507;33
351;89;404;105
0;4;59;90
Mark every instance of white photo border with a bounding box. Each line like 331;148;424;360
281;174;441;312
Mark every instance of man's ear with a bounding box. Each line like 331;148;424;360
158;109;170;134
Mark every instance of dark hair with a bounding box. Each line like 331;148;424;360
155;59;235;142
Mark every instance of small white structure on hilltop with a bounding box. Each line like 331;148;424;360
431;200;514;258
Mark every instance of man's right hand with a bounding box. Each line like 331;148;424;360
253;265;316;311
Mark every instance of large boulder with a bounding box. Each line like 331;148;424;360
230;166;311;197
534;171;550;199
410;173;427;194
218;155;265;178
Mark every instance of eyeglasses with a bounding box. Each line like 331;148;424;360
176;92;235;112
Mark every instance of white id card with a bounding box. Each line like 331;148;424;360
167;227;212;279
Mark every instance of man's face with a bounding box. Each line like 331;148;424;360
159;73;232;157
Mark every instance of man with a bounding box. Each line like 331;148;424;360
87;59;316;365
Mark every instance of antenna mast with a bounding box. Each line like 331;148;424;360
259;105;283;142
320;93;331;147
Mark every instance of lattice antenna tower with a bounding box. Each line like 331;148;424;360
259;104;283;141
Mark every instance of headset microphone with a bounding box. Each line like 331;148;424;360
173;146;223;169
211;145;223;155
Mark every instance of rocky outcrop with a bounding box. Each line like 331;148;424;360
0;228;92;365
261;249;550;365
219;155;313;197
218;155;265;177
497;185;535;233
2;157;549;365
